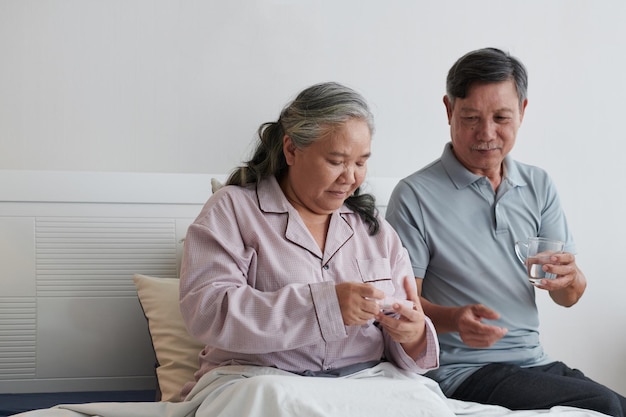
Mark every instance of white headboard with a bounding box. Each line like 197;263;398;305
0;170;400;393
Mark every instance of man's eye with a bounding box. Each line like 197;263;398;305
329;160;342;166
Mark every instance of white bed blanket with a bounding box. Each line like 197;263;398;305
14;363;610;417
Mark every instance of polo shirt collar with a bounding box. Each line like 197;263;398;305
441;142;527;189
501;155;526;187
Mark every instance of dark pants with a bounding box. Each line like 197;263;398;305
451;362;626;417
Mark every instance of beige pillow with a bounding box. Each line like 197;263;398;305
133;274;205;402
211;177;224;193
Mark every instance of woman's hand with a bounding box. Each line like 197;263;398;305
335;282;384;326
375;276;427;358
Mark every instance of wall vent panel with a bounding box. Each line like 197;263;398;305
35;218;178;298
0;298;37;380
0;171;227;392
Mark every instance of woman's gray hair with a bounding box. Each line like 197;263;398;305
279;81;375;151
446;47;528;108
227;81;380;234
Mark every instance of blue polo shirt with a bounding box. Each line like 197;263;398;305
386;143;576;396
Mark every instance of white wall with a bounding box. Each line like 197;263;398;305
1;1;625;394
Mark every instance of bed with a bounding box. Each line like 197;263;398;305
5;274;613;417
0;170;611;417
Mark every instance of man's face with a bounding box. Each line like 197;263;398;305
444;80;527;176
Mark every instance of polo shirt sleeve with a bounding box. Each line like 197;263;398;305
538;174;577;254
386;180;429;279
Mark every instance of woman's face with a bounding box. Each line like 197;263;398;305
282;118;372;216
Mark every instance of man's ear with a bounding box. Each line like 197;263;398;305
283;135;296;166
519;98;528;123
443;95;453;124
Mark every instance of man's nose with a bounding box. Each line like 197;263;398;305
476;119;497;140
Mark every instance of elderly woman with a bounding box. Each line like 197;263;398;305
178;82;439;410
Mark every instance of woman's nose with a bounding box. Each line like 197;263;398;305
340;164;356;183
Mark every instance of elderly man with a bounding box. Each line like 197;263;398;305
386;47;625;416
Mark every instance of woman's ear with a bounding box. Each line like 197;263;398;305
283;135;297;166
